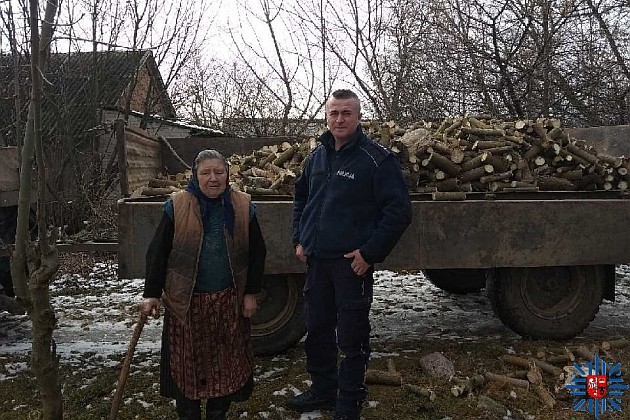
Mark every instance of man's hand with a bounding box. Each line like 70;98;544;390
344;249;369;276
242;294;258;318
139;297;161;319
295;244;306;262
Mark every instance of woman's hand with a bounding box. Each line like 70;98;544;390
140;297;161;318
242;294;259;318
295;244;306;262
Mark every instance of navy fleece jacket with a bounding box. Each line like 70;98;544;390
292;126;412;264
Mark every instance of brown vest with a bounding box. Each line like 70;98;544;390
161;189;251;323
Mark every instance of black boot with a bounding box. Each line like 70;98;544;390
286;390;336;413
206;397;230;420
175;396;201;420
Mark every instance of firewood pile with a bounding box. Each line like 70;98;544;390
229;116;628;197
136;116;628;198
371;116;629;196
374;339;629;417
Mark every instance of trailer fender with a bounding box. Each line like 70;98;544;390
423;269;487;294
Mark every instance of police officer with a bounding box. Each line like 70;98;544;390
288;89;412;420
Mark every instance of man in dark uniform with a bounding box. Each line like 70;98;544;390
288;89;412;420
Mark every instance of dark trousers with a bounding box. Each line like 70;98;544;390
304;257;373;415
172;377;233;420
175;392;231;420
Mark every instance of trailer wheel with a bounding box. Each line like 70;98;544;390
423;269;487;294
251;274;306;355
486;266;605;340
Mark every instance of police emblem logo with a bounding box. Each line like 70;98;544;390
587;375;608;399
567;354;629;419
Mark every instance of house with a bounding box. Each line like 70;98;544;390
1;50;177;142
0;50;224;203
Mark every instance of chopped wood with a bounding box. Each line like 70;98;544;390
365;369;402;386
432;191;467;201
450;374;485;397
429;152;462;177
461;127;505;137
142;116;629;198
140;186;178;196
483;155;510;172
566;143;599;165
597;153;623;168
483;372;529;390
431;178;459;192
533;383;556;408
601;339;630;351
243;186;279;195
545;354;571;364
477;395;511;417
504;354;562;377
460;153;488;172
460;165;493;183
575;345;595;361
505;370;529;379
538;176;577;191
480;171;513;184
403;384;436;401
483;145;514;155
473;140;509;149
148;178;180;188
450;148;465;164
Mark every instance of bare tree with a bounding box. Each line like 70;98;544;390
218;0;329;135
11;0;62;417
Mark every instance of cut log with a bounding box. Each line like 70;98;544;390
450;148;465;164
482;155;510;173
575;345;595;361
431;178;459;192
538;177;576;191
460;165;493;183
365;369;402;386
450;374;485;397
403;384;436;401
429;152;462;177
473;140;509;149
461;127;505;137
566;143;599;165
601;339;630;350
597;153;623;168
483;372;529;390
148;178;180;188
460;153;488;172
480;171;513;184
432;191;467;201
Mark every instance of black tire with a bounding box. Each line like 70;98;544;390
486;266;605;340
423;269;487;294
251;273;306;355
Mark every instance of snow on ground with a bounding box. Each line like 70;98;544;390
2;262;630;357
2;261;630;419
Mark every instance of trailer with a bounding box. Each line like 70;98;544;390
118;189;630;354
116;123;630;354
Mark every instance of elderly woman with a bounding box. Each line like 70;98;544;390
140;149;266;420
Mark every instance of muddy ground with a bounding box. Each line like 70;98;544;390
1;255;630;419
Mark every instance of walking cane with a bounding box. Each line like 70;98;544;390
109;312;147;420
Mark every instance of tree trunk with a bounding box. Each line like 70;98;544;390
12;0;62;418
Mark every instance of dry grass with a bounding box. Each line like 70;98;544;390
2;337;630;419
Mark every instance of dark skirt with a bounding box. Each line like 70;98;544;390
160;288;253;401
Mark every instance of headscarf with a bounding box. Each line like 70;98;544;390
185;150;235;237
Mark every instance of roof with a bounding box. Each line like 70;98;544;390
0;50;175;142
